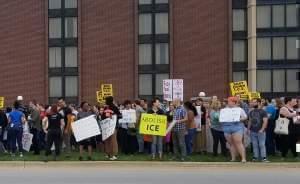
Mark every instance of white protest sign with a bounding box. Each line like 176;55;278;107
195;106;202;131
163;79;173;101
22;133;33;152
297;144;300;153
219;107;241;122
172;79;183;101
71;115;101;142
119;109;136;124
100;115;117;141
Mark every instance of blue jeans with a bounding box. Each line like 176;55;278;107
185;128;196;155
223;122;244;136
172;130;187;158
250;131;267;159
136;130;144;153
151;136;163;155
9;127;23;154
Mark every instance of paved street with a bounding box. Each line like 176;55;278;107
0;163;299;184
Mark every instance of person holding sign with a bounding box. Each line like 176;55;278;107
148;98;165;160
220;97;248;163
102;96;122;161
77;102;94;161
43;105;65;161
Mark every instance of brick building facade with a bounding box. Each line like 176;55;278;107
0;0;232;106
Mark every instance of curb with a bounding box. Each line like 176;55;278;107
1;161;300;169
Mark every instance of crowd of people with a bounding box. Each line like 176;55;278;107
0;95;300;162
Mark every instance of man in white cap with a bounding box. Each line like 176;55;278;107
16;96;28;119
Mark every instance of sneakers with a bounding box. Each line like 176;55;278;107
252;157;257;162
109;156;118;161
19;153;23;158
262;158;270;163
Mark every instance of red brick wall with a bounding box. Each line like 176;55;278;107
171;0;230;99
0;0;47;106
80;0;136;104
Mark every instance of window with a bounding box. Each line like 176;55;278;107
156;0;168;3
286;4;298;27
49;47;62;68
287;37;298;59
139;44;152;65
65;0;77;8
273;70;285;92
155;43;169;64
65;17;77;38
65;76;78;97
155;13;169;34
49;77;62;97
257;6;271;28
233;72;246;82
233;9;246;31
65;47;77;67
155;74;169;95
49;0;61;9
272;5;285;28
139;0;152;4
287;69;300;92
139;74;152;95
139;14;152;35
49;18;62;38
272;37;285;60
233;40;246;62
257;70;271;92
257;38;271;60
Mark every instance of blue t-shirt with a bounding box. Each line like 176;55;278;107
265;105;276;120
9;110;24;128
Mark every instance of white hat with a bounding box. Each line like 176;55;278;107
199;92;206;97
17;96;23;101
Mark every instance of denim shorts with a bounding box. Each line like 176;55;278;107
222;122;244;136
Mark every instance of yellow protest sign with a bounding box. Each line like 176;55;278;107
230;81;249;100
0;97;4;109
96;91;105;104
101;84;113;97
139;113;167;136
248;92;261;100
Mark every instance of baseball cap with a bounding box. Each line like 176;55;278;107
17;96;23;101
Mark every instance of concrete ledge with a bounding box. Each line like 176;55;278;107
1;161;300;169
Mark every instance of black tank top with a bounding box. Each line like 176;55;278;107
280;107;296;135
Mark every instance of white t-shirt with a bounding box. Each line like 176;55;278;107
219;107;247;123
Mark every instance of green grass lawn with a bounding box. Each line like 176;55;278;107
1;151;299;162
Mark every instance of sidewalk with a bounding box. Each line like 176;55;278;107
1;161;300;169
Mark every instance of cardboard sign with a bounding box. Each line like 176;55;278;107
22;133;33;152
139;113;167;136
96;91;105;104
230;81;249;100
0;97;4;109
297;144;300;153
101;84;113;98
248;92;261;100
71;115;101;142
219;107;241;122
119;109;136;124
100;115;117;141
172;79;184;101
163;80;173;101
